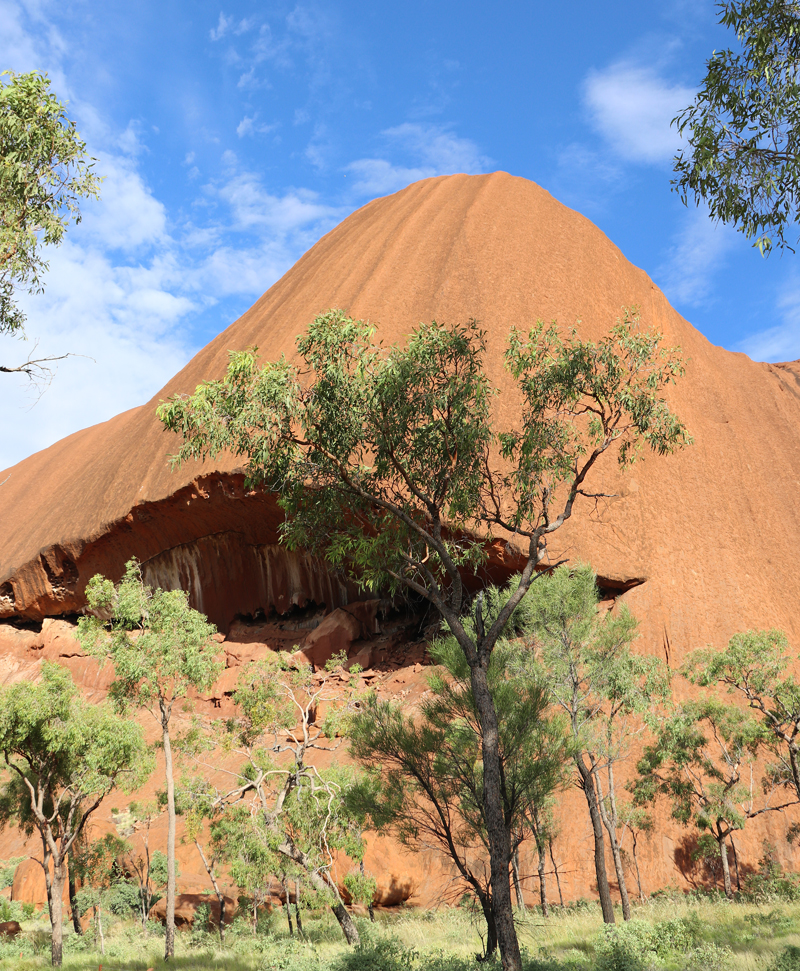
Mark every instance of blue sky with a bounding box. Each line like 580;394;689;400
0;0;795;471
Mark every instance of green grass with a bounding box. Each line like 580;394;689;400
2;895;800;970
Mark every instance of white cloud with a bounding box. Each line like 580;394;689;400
345;123;492;197
210;13;233;41
655;207;737;306
79;153;168;251
738;280;800;363
236;114;278;138
0;238;196;473
583;61;694;164
216;175;338;232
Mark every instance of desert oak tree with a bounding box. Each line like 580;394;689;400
158;309;690;971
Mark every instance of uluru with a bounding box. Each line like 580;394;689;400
2;171;800;906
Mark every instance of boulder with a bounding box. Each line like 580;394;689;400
11;858;69;907
148;892;237;929
294;608;361;669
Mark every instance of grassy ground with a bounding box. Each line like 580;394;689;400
2;894;800;970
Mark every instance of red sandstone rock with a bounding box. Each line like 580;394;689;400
148;892;237;929
342;600;382;635
294;608;361;668
11;859;68;907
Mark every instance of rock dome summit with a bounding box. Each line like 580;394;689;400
1;171;799;661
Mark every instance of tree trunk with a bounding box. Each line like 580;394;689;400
295;878;304;935
575;756;615;923
511;846;526;912
331;900;359;944
536;841;549;918
595;766;631;920
631;832;646;903
477;893;498;962
278;840;360;945
359;860;375;922
469;662;522;971
549;841;564;908
608;836;631;919
730;836;741;892
194;839;225;942
67;857;81;936
97;903;105;956
49;860;66;967
163;715;176;960
719;837;733;899
284;877;294;935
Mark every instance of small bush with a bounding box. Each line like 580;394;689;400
770;946;800;971
0;858;23;891
334;934;418;971
259;936;322;971
594;922;652;971
684;942;732;971
742;843;800;903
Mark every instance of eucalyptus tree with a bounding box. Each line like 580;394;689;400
673;1;800;255
78;559;223;961
158;308;690;970
1;70;100;380
633;696;797;898
187;655;368;945
685;629;800;805
0;663;149;966
524;564;670;922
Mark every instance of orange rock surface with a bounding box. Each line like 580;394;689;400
1;172;800;908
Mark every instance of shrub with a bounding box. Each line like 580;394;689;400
769;946;800;971
594;922;652;971
0;858;23;891
333;934;418;971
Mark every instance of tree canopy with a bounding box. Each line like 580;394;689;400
673;0;800;254
78;559;222;961
0;70;100;378
0;663;149;966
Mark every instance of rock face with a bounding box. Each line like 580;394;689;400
149;893;237;929
2;171;800;906
1;170;798;654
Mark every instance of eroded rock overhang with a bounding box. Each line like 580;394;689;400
0;469;647;635
0;473;364;633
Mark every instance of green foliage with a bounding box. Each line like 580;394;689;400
342;870;377;909
634;695;768;830
770;945;800;971
333;934;417;971
0;70;101;336
72;833;144;928
685;629;800;802
78;558;222;716
0;662;150;842
0;856;23;889
594;916;707;971
349;593;569;930
741;842;800;902
158;310;689;615
521;564;669;739
672;1;800;255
